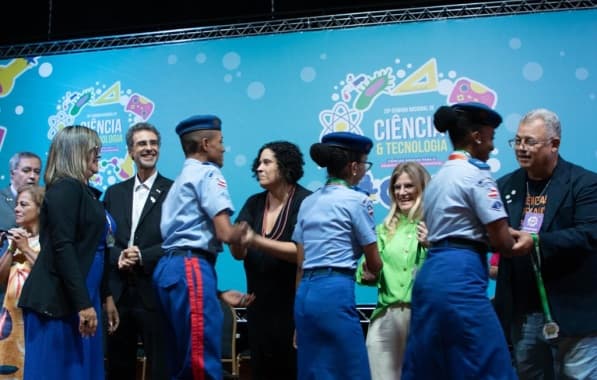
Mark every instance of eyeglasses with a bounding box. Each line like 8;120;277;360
508;138;551;149
90;146;102;160
359;161;373;171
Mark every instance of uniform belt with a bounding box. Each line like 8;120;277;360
302;266;355;278
431;238;488;255
168;248;216;265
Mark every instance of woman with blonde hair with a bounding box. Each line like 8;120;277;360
19;125;119;380
0;185;44;378
358;161;430;380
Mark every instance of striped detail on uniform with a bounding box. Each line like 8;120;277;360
185;257;205;380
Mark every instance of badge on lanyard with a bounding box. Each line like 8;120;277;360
106;215;115;248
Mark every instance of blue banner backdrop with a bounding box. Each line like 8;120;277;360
0;9;595;303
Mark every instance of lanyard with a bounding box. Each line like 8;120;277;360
448;150;470;161
326;177;351;187
530;233;560;340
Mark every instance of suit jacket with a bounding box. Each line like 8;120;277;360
103;173;173;309
495;157;597;336
19;178;109;317
0;186;16;230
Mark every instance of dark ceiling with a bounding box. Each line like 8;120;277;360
1;1;467;47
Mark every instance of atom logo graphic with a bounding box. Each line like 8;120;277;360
318;102;363;140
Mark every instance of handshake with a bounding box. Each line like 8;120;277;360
505;228;535;257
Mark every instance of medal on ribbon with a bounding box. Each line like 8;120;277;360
542;321;560;340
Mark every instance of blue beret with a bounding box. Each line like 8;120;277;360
451;102;502;128
321;132;373;154
175;115;222;137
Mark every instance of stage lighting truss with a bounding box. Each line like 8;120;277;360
0;0;595;59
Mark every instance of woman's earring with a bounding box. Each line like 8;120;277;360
476;140;482;145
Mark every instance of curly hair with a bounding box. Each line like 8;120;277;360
251;141;305;184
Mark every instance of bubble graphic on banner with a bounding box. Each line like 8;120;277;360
575;68;589;81
14;106;24;115
301;67;316;82
223;52;241;70
505;113;522;133
38;62;53;78
523;62;543;81
247;81;265;100
509;38;522;50
234;154;247;167
224;74;233;83
196;53;207;64
168;55;178;65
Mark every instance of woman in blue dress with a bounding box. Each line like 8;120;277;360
18;126;119;380
402;103;533;379
293;131;383;380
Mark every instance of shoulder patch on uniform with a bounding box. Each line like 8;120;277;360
490;200;503;210
216;177;228;188
468;158;490;170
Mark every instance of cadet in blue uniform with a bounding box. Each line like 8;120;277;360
153;115;248;380
293;132;383;380
402;103;533;379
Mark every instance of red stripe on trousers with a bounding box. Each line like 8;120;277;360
185;257;205;380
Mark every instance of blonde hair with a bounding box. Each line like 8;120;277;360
44;126;102;186
383;161;430;236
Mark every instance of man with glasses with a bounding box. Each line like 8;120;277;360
495;108;597;379
104;122;173;380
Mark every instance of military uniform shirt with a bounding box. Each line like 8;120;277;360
424;158;507;245
293;184;376;270
161;158;234;253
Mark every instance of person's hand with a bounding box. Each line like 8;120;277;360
220;290;255;307
360;260;379;284
231;221;250;245
416;221;429;247
509;228;534;257
78;306;98;337
104;296;120;335
241;226;255;249
8;227;30;253
118;246;140;270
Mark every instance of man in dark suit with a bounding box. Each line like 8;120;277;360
104;122;173;380
0;152;41;230
495;108;597;379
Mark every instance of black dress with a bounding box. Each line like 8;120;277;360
235;184;311;380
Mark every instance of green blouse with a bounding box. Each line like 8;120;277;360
357;214;426;321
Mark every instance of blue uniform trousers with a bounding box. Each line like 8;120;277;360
402;248;517;380
153;252;222;380
294;270;370;380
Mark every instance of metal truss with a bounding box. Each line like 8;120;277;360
1;0;595;58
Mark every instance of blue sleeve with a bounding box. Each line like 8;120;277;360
200;167;235;218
